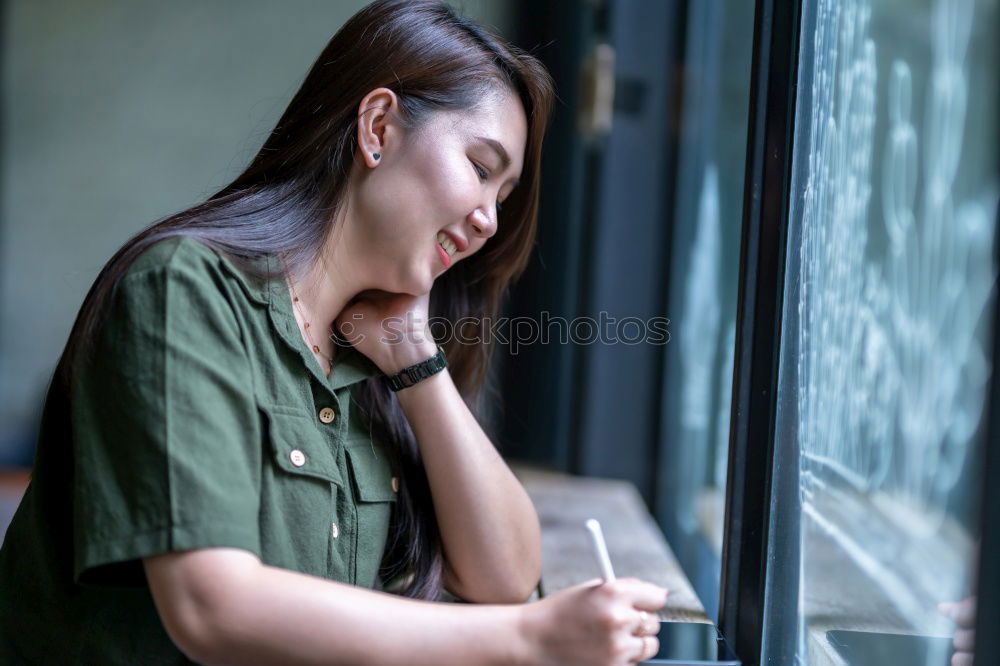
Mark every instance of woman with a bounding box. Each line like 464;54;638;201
0;1;668;663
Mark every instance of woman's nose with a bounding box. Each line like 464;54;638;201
468;206;498;238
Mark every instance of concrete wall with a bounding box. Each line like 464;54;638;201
0;0;514;463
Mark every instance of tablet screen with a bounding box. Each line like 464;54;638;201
642;622;741;665
826;629;954;665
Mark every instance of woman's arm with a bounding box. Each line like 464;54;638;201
393;367;542;603
144;548;668;666
338;293;541;603
145;548;522;666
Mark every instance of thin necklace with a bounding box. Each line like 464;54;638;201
286;276;335;373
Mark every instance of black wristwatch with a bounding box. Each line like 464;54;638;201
385;345;448;392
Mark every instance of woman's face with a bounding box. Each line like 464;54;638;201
349;88;528;295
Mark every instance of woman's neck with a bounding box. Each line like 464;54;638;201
287;222;372;340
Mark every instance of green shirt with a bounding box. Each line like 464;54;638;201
0;236;398;664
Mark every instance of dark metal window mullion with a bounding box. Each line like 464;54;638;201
717;1;802;665
973;16;1000;664
973;210;1000;665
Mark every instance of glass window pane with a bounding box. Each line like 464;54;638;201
655;0;755;623
763;0;998;664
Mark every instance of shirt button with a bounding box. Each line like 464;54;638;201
289;449;306;467
391;476;400;493
331;522;339;539
318;407;336;424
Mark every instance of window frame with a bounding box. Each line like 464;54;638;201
973;205;1000;666
720;2;1000;665
507;1;998;663
717;0;802;664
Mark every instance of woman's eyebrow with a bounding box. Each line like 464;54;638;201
474;136;512;171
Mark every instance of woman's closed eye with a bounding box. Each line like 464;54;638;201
471;160;504;216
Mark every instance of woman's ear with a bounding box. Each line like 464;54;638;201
357;87;400;168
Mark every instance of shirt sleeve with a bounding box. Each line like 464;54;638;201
71;245;262;585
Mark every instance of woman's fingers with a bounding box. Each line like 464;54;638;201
530;577;669;666
952;597;976;626
630;635;660;663
951;653;973;666
613;578;670;612
938;597;976;627
952;628;975;652
631;610;660;636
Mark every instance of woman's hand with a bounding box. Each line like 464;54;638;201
939;596;976;666
519;578;668;666
335;289;438;374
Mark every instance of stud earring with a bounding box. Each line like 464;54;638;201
372;152;381;161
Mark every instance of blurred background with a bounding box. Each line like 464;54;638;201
2;1;998;665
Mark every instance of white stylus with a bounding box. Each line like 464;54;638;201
585;518;616;582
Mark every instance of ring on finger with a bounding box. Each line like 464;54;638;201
637;611;658;636
635;611;649;634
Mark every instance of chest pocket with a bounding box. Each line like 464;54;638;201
258;403;344;578
265;405;344;486
345;441;398;588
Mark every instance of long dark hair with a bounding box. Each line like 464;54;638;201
57;0;554;600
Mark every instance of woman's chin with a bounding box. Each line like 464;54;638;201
367;266;433;297
392;272;435;297
414;276;436;296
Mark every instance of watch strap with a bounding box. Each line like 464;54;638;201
385;345;448;391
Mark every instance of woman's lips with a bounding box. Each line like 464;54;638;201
436;242;453;268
